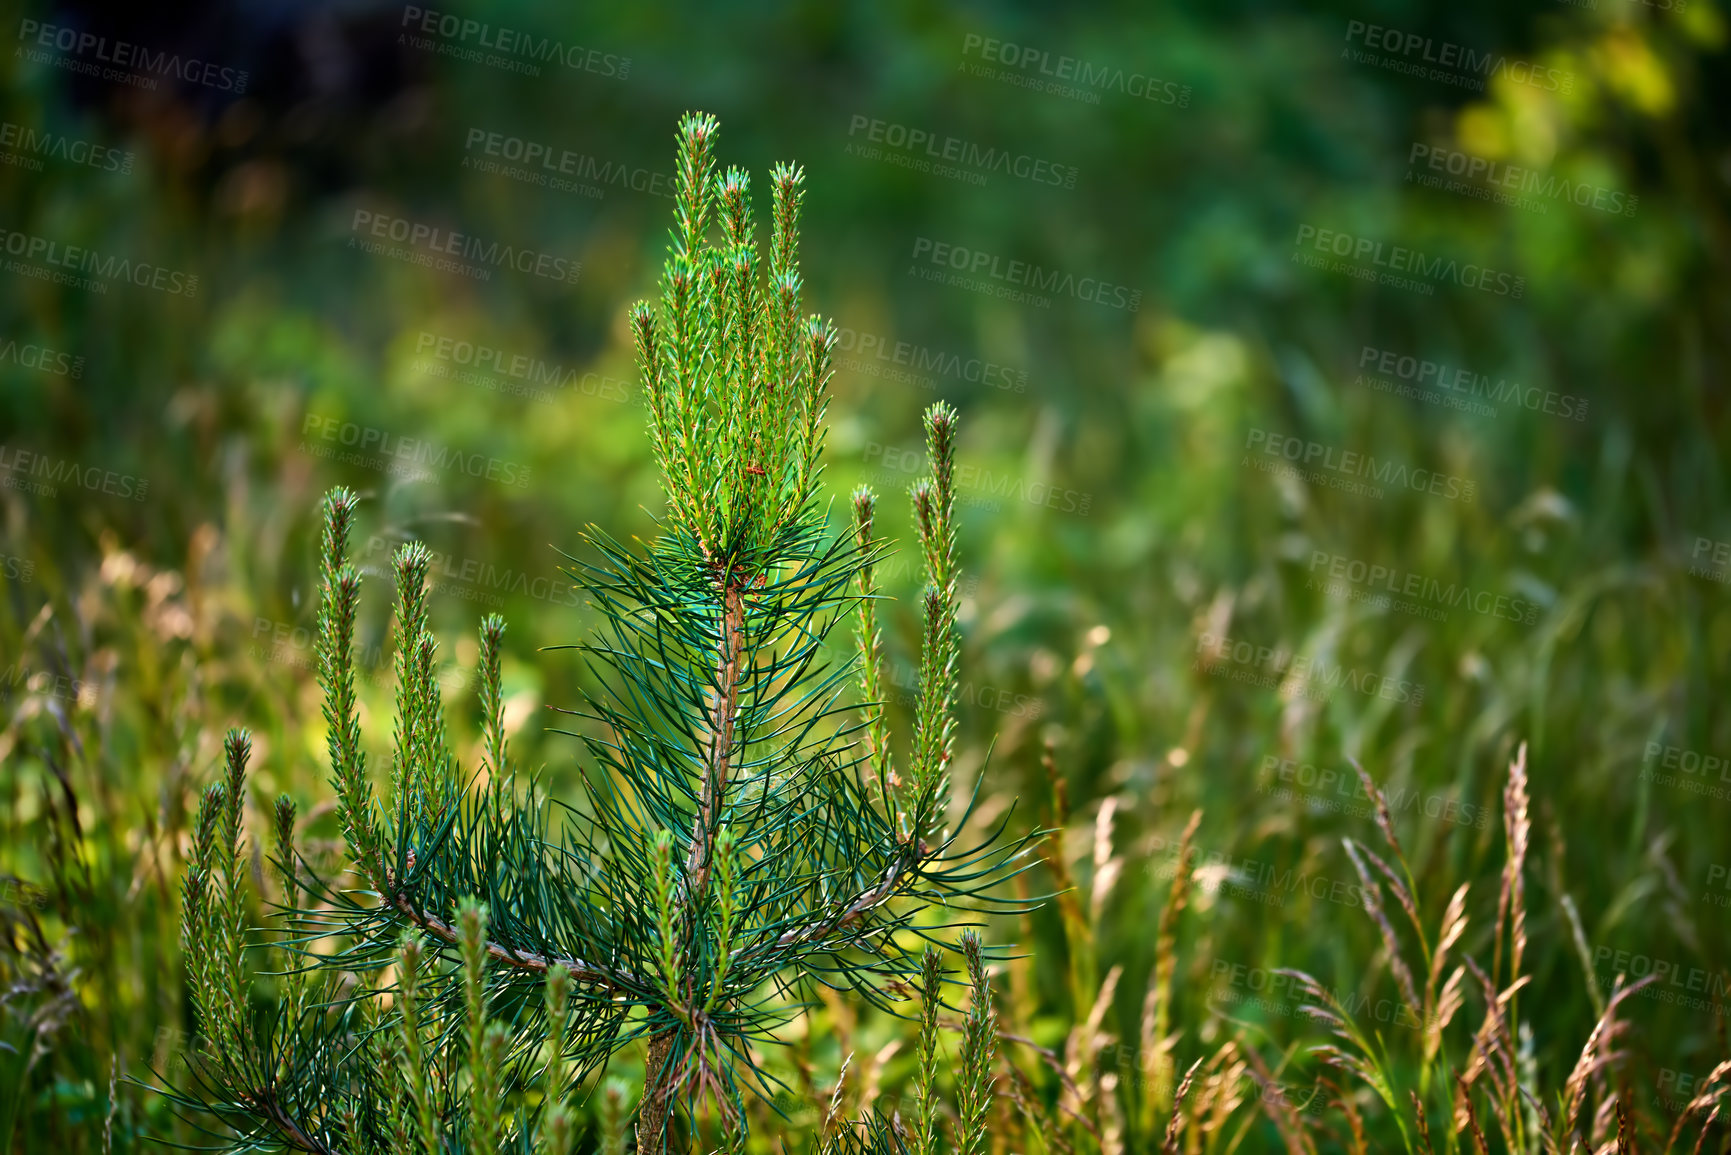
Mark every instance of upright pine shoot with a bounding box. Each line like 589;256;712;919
318;487;383;892
540;964;573;1155
956;932;999;1155
479;613;510;784
397;932;439;1155
916;949;944;1155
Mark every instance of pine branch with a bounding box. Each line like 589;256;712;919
383;885;637;990
249;1087;343;1155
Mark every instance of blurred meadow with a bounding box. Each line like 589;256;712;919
2;0;1730;1150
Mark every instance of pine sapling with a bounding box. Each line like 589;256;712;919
153;110;1033;1155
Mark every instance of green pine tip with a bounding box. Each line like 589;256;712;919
924;403;958;465
960;930;985;974
392;540;433;577
222;727;252;763
678;110;719;142
319;488;360;566
273;794;296;844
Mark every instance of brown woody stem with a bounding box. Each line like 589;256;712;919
687;582;746;901
637;1028;680;1153
388;891;633;992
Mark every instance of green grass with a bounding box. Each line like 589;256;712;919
4;0;1730;1150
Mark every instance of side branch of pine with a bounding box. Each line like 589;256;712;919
247;1089;338;1155
386;889;635;991
769;854;917;952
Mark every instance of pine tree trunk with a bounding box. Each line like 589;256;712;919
641;588;742;1153
687;582;746;897
637;1028;679;1153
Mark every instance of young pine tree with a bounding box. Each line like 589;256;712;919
158;112;1029;1153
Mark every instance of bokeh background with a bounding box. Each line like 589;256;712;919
2;0;1729;1149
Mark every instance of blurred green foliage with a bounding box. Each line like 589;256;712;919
2;0;1730;1149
